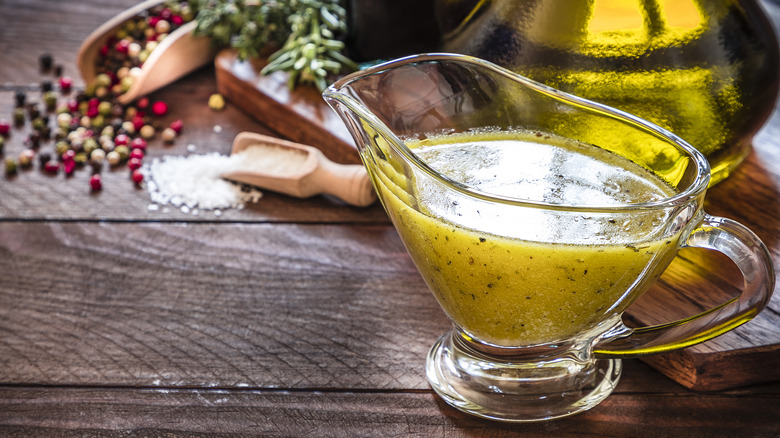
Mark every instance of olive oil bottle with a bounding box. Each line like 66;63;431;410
437;0;780;185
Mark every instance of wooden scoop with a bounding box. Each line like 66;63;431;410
222;132;376;207
76;0;216;105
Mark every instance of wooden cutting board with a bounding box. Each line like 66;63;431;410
214;48;780;391
214;49;360;166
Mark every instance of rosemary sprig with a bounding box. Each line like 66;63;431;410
192;0;356;91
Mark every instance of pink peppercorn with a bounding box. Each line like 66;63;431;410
0;119;10;136
130;138;147;150
89;174;102;191
114;133;130;146
127;157;142;171
148;16;160;28
129;148;144;160
62;149;76;162
137;97;149;109
44;160;60;174
59;76;72;93
131;168;144;185
169;119;183;134
88;98;100;108
67;99;79;113
171;15;184;26
63;160;76;175
132;115;145;131
99;45;109;57
151;101;168;116
115;39;130;54
87;106;99;118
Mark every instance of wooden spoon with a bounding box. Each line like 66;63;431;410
222;132;377;207
76;0;216;105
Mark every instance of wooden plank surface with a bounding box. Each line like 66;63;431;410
0;380;778;438
1;0;780;435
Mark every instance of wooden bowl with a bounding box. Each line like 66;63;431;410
76;0;216;104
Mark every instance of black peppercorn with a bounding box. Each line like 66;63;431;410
38;151;52;167
39;53;53;72
54;65;63;77
27;103;40;120
41;80;53;93
14;89;26;108
27;131;41;148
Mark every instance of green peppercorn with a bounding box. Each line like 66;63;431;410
74;152;88;165
32;117;45;131
115;145;130;161
14;108;26;126
92;115;106;130
95;74;112;88
44;91;58;111
83;138;99;155
55;141;70;156
5;157;17;175
98;101;113;116
0;136;4;154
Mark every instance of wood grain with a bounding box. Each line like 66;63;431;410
1;0;780;434
0;222;436;389
0;381;777;437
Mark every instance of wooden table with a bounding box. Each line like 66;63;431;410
1;1;779;436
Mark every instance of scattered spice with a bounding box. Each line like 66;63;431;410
208;93;225;111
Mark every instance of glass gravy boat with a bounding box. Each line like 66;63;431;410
323;53;774;422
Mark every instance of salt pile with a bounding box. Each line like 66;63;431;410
142;144;308;214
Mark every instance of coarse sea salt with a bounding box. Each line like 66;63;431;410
142;143;310;213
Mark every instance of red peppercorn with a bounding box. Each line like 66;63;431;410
171;15;184;26
63;160;76;175
129;149;144;159
87;106;99;118
169;119;183;134
62;149;76;163
0;119;10;136
115;39;130;54
67;99;79;113
88;98;100;108
59;76;72;93
131;168;144;185
114;133;130;146
89;174;102;191
44;160;60;174
127;157;142;171
137;97;149;109
151;101;168;116
130;138;147;150
132;115;145;131
99;45;109;57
